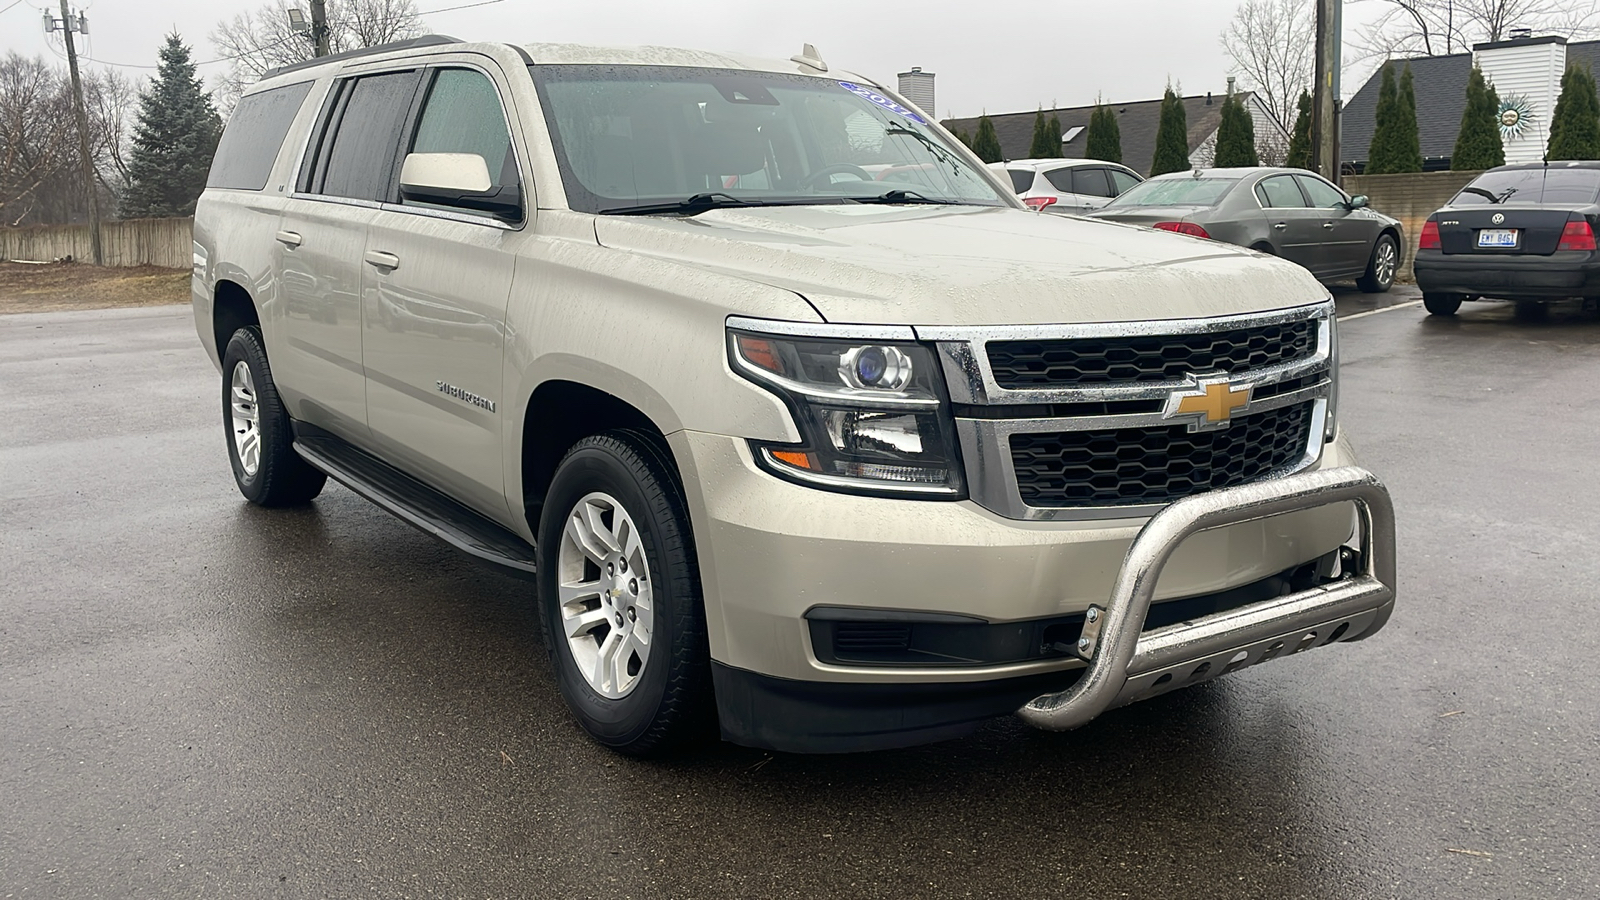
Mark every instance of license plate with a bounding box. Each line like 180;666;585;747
1478;228;1519;248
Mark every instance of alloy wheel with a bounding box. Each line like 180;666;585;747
1375;240;1397;287
230;360;262;476
556;491;655;698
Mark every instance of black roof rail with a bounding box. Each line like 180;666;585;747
261;35;463;79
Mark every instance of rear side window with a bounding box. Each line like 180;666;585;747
1256;175;1307;208
1043;168;1074;192
1072;167;1113;197
207;82;313;191
1006;168;1034;193
304;70;421;202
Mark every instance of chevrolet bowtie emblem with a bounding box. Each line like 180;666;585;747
1163;374;1253;432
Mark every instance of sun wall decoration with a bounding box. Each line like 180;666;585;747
1497;95;1536;142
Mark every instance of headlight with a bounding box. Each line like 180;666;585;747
1324;312;1339;442
728;326;965;497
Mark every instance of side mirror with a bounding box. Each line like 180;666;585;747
1347;194;1370;210
400;152;521;220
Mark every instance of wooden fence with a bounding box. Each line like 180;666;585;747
0;217;193;269
1343;171;1480;278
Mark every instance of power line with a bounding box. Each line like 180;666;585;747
0;0;29;15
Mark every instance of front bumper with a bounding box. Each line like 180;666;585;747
1413;249;1600;299
671;431;1392;751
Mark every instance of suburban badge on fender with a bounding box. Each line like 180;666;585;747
436;380;496;413
1162;374;1253;432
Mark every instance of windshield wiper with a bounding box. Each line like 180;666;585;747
848;189;960;205
599;192;759;216
1460;186;1518;204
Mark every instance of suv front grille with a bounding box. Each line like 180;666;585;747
1009;402;1313;507
986;320;1317;388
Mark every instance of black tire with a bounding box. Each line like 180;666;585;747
1514;299;1549;321
1357;234;1398;293
220;328;326;506
536;430;712;756
1422;292;1463;316
1250;242;1275;256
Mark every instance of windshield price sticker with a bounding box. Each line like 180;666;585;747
837;81;926;124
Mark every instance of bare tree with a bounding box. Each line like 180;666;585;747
211;0;426;111
84;68;137;199
1222;0;1315;137
1352;0;1600;60
0;54;75;226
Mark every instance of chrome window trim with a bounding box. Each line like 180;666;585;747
958;398;1328;522
923;300;1332;406
376;201;519;230
288;192;384;210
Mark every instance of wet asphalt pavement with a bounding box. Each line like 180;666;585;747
2;290;1598;899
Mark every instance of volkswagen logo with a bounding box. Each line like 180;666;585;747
1492;213;1505;225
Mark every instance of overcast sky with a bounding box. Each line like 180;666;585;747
1;0;1387;117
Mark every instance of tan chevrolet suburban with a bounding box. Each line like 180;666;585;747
192;36;1397;755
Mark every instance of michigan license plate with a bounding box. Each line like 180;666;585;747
1478;228;1519;248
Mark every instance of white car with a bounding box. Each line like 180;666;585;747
990;158;1144;213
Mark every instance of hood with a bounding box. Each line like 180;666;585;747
1086;206;1209;226
594;205;1325;326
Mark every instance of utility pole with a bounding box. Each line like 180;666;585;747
1311;0;1343;184
310;0;331;57
54;0;103;265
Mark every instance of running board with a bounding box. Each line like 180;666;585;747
291;425;537;580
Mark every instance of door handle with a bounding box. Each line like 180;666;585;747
364;251;400;271
1322;222;1336;229
1272;222;1287;229
275;230;302;248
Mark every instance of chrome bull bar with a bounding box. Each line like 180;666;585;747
1017;466;1396;731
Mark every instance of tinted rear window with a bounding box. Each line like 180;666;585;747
1455;168;1600;205
1006;169;1034;193
207;82;313;191
317;71;420;202
1108;177;1237;207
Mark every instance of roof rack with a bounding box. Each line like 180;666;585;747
261;34;463;79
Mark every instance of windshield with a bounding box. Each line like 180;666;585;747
1453;167;1600;205
529;65;1007;214
1106;177;1238;208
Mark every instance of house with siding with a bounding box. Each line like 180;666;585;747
1342;35;1600;172
942;89;1287;177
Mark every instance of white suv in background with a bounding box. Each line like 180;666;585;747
990;158;1144;214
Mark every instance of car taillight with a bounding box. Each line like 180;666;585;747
1418;219;1441;250
1023;196;1057;211
1153;222;1210;238
1559;220;1598;251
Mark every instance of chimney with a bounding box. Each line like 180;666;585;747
1509;26;1533;39
1206;91;1212;105
897;67;936;116
1226;76;1236;95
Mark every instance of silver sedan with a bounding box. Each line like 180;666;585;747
1088;167;1405;293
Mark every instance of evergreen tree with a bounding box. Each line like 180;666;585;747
1397;64;1424;171
1547;63;1600;160
1452;66;1504;170
1366;63;1399;173
955;128;973;150
121;33;221;218
972;116;1003;163
1366;63;1421;174
1045;114;1063;157
1149;86;1191;176
1213;91;1259;167
1085;102;1122;163
1028;110;1052;158
1286;90;1313;169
